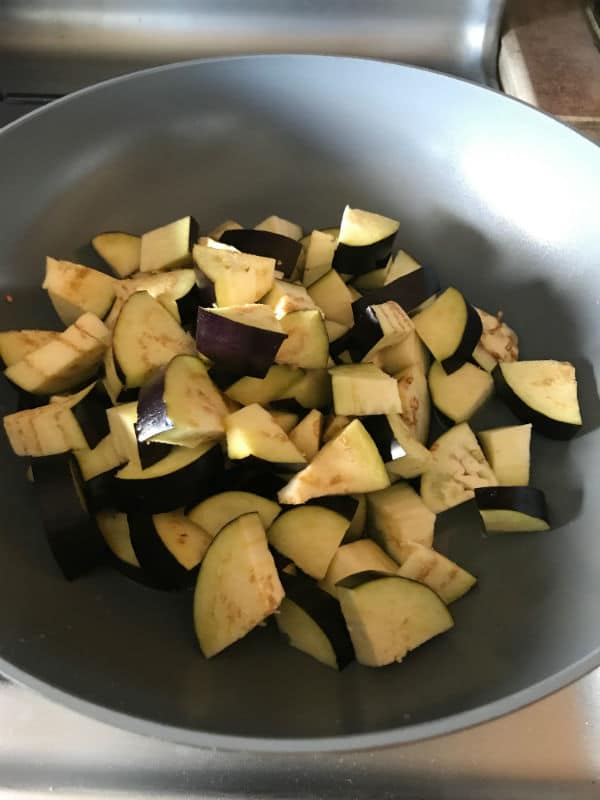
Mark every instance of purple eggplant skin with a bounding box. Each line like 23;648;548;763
360;415;405;462
279;570;355;669
30;454;107;580
85;466;125;512
221;462;287;501
441;302;483;374
332;233;397;277
128;513;192;590
228;453;305;477
137;439;173;470
72;384;111;449
179;281;214;329
474;486;550;522
196;307;287;379
337;570;403;591
135;366;173;444
220;228;301;278
352;266;441;321
493;367;581;440
304;495;359;522
110;442;226;514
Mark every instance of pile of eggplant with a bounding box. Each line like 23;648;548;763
0;207;582;670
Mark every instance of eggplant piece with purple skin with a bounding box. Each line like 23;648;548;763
110;441;226;514
352;267;440;322
69;383;111;449
196;306;287;379
95;510;159;588
30;454;106;580
222;462;287;500
331;206;399;277
276;570;355;670
304;495;359;522
474;485;550;532
220;228;302;278
360;414;405;462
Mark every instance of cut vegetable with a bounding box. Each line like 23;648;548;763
276;309;329;369
352;266;440;319
474;486;550;532
192;243;275;306
129;510;212;588
267;504;350;579
187;490;281;537
193;512;284;657
276;571;354;670
344;494;367;542
225;365;303;406
322;414;352;443
288;408;323;461
278;419;390;504
91;231;141;278
420;423;497;513
75;432;125;482
352;268;387;291
332;206;399;275
277;367;332;409
255;215;303;241
395;364;430;444
307;269;354;327
4;401;87;457
31;454;106;579
225;403;306;466
478;424;532;486
361;414;432;478
196;304;286;379
350;301;414;362
396;541;477;604
472;308;519;372
5;312;110;395
117;268;197;305
384;249;421;283
0;330;60;368
262;279;317;317
337;573;453;667
270;408;299;433
96;511;140;568
368;483;436;557
330;364;402;416
494;360;582;439
302;229;336;287
207;219;243;239
135;355;228;447
139;215;197;272
413;287;482;374
428;360;494;424
320;540;398;597
221;228;302;277
43;257;117;326
373;329;429;376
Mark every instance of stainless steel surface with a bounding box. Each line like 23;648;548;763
0;0;504;92
2;673;600;798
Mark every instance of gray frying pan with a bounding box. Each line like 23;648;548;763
0;56;599;752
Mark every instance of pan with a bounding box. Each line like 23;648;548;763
0;56;599;751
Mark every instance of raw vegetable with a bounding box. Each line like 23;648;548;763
474;486;550;532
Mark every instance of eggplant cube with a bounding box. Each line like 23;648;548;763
139;215;198;272
330;364;402;416
368;482;436;557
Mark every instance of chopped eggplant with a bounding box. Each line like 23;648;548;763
373;329;429;376
5;312;110;395
288;408;323;461
74;432;125;482
225;403;306;466
225;365;303;406
324;319;350;344
494;360;582;439
278;419;390;504
472;308;519;372
112;440;225;513
188;490;281;537
43;257;117;326
207;219;243;239
139;215;198;272
352;265;440;320
112;292;195;389
4;401;88;457
255;215;303;241
320;540;398;597
135;354;228;447
337;572;453;667
96;510;140;568
413;287;482;374
117;268;197;305
383;249;421;283
332;206;399;276
474;486;550;532
352;268;387;291
55;382;111;450
361;414;431;478
192;243;275;306
0;329;60;368
343;494;367;542
395;364;430;444
196;304;286;379
330;364;402;416
31;454;106;580
276;309;329;370
368;482;436;557
262;279;317;317
478;424;532;486
277;367;332;409
428;360;494;424
420;423;497;513
129;510;212;588
220;228;302;277
302;229;336;287
276;571;354;670
267;504;350;579
91;231;141;278
307;269;354;328
350;301;414;362
193;512;284;657
270;408;299;434
396;541;477;604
